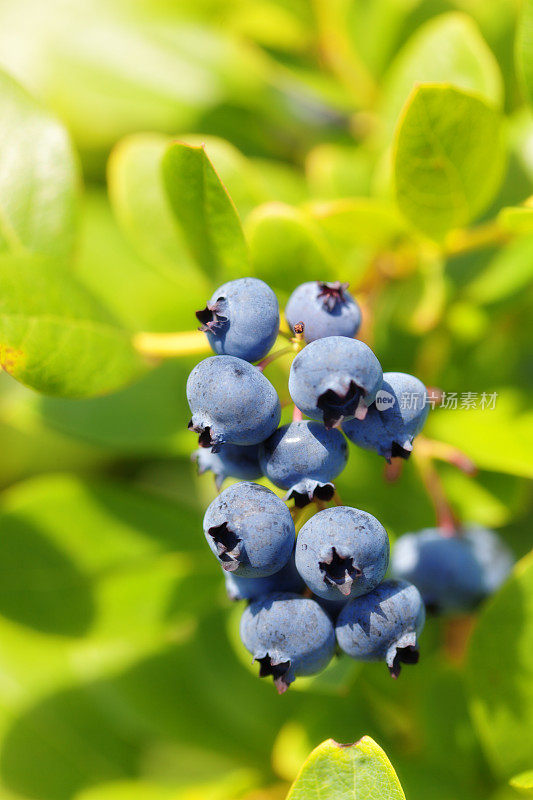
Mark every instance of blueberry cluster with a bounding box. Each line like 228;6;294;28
186;277;509;693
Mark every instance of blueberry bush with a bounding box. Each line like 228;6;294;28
0;1;531;799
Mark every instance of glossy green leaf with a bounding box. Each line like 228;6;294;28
286;737;406;800
162;142;249;281
517;0;533;108
0;252;146;397
466;552;533;779
498;204;533;235
382;13;503;134
510;771;533;793
0;68;78;261
246;202;334;288
108;133;265;282
393;84;505;240
464;234;533;305
108;133;199;280
426;393;533;479
75;189;206;333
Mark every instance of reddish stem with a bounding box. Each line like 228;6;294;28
256;345;294;371
384;458;404;483
292;406;304;422
414;454;458;535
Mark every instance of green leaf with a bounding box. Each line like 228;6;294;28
76;189;207;333
393;84;505;241
0;253;146;397
466;551;533;779
108;133;199;280
286;737;406;800
0;68;79;261
464;234;533;305
162;142;249;281
382;13;503;135
426;393;533;479
498;204;533;235
517;0;533;107
246;202;334;289
510;771;533;793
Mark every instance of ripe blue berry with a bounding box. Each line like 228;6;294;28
259;420;348;507
288;336;382;428
240;592;336;692
224;553;304;601
187;356;281;450
285;281;361;342
196;277;279;362
336;579;425;678
295;506;389;601
391;526;514;614
343;372;429;460
203;482;295;577
192;443;262;490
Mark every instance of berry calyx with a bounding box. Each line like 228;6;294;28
317;281;350;311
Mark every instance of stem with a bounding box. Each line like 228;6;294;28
384;459;404;483
417;437;477;476
292;406;304;422
332;491;343;506
133;330;211;359
413;452;458;535
444;219;510;257
257;345;296;371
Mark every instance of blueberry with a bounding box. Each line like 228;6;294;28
313;594;350;623
193;443;262;490
343;372;429;460
391;526;514;614
224;552;304;601
259;421;348;507
196;277;279;362
285;281;361;342
240;592;336;692
187;356;281;450
336;579;425;678
288;336;383;428
203;482;295;577
295;506;389;601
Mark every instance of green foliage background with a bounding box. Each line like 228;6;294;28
0;0;532;798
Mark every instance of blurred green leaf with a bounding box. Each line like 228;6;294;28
466;551;533;779
35;358;197;455
510;771;533;793
382;13;503;134
108;133;200;280
162;142;249;281
426;394;533;479
286;737;405;800
75;189;206;333
0;253;146;397
246;202;334;289
498;202;533;235
464;234;533;305
516;0;533;108
0;68;78;261
0;2;266;164
306;144;374;199
393;84;505;241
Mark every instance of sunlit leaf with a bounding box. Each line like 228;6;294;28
162;142;249;281
393;84;505;240
382;12;503;133
0;68;78;261
286;737;405;800
466;552;533;779
510;770;533;793
0;253;146;397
